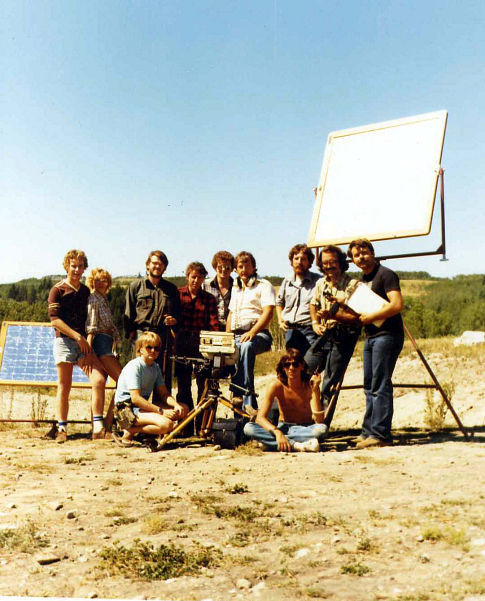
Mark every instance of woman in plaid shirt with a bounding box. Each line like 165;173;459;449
86;268;123;431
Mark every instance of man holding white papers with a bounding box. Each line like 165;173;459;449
347;239;404;449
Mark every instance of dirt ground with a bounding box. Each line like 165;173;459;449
1;349;484;601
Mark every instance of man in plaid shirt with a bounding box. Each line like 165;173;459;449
175;262;219;432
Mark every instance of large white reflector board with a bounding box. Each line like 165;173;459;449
308;110;448;246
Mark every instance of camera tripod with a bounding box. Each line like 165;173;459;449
155;377;251;450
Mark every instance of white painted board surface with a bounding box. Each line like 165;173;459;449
308;110;447;246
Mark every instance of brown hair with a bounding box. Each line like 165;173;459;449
235;251;256;269
317;245;348;273
185;261;208;277
288;244;315;265
211;250;235;270
63;250;88;271
347;238;375;258
146;250;169;269
276;348;311;386
86;268;113;292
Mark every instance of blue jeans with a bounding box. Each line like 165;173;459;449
362;333;403;441
285;325;319;357
304;328;358;406
230;330;272;410
244;421;328;451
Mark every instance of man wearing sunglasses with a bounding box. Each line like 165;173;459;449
113;332;188;447
243;349;328;452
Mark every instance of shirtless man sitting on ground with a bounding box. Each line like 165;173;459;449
243;348;328;452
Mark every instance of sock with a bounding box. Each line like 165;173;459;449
93;415;104;433
58;421;67;432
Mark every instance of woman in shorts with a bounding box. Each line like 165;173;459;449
86;268;122;382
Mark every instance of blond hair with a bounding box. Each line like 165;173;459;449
63;249;88;271
135;332;162;355
86;268;113;292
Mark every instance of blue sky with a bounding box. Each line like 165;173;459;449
1;0;484;283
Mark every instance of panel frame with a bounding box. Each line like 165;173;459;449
308;110;448;247
0;321;115;388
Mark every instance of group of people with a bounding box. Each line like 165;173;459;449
48;239;404;452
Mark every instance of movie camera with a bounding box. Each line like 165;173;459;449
173;331;239;380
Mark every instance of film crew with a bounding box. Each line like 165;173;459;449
175;262;219;432
226;251;276;413
304;245;361;412
113;332;188;448
124;250;180;396
347;238;404;449
243;349;328;452
48;250;108;443
276;244;321;356
202;250;235;330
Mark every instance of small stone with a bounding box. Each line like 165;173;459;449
251;582;266;594
295;548;310;559
66;511;76;519
7;503;16;509
88;593;98;599
36;554;61;565
278;496;288;503
416;534;424;542
419;553;431;563
102;534;110;539
212;445;222;451
168;491;179;498
66;493;73;500
236;578;251;590
50;502;63;511
332;536;340;543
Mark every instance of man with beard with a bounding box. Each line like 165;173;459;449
124;250;180;396
276;244;321;356
347;238;404;449
304;245;361;413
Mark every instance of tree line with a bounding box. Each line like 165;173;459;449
1;273;484;340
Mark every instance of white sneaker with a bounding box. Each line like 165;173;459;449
293;438;320;453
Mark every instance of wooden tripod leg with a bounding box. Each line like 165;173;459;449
403;322;470;439
158;397;214;449
200;404;216;437
218;397;251;419
324;376;344;428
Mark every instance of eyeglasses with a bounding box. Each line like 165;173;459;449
145;345;161;351
283;361;300;368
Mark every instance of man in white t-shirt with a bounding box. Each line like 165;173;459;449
226;251;276;412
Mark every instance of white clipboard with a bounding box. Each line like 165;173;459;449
346;283;389;327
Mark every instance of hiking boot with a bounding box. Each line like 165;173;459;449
55;430;67;444
355;436;391;449
293;438;320;453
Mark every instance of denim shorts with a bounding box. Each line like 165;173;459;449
92;333;114;357
53;337;83;365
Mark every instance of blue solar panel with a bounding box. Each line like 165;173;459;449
0;323;89;383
